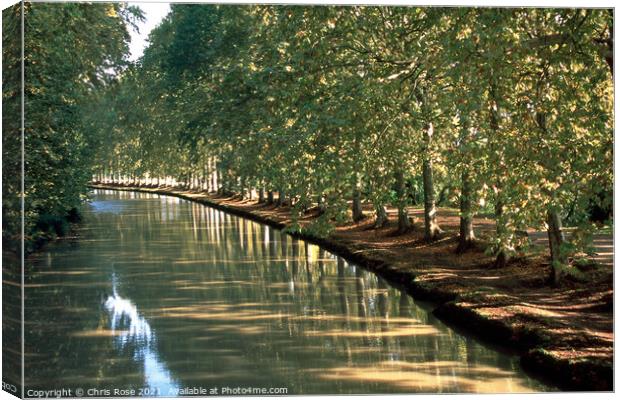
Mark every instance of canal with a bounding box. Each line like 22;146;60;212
24;189;550;395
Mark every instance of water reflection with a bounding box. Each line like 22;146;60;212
23;189;551;395
104;274;178;394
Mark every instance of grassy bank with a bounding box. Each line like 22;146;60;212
90;183;613;391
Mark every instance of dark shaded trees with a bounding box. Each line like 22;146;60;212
2;2;140;251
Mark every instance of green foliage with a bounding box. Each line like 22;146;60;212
302;215;336;239
96;6;611;261
4;4;612;269
2;5;22;253
2;2;140;251
35;214;69;238
553;260;587;283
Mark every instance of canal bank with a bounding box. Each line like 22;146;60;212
89;183;613;391
26;188;548;394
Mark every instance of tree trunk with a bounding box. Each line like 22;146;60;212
318;194;326;215
398;207;410;233
487;79;509;268
457;169;475;253
240;176;246;199
258;188;265;203
267;190;274;204
203;163;208;191
547;206;566;286
395;170;411;233
422;122;441;241
352;187;364;222
217;168;223;194
226;172;234;195
224;171;231;195
495;250;508;269
351;136;364;221
374;202;388;228
494;196;509;269
211;160;217;192
437;185;451;206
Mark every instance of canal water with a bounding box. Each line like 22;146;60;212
24;189;550;395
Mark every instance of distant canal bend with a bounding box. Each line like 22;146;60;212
25;189;551;395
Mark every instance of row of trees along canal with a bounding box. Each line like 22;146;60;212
3;4;613;285
2;3;144;255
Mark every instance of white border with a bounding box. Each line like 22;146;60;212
0;2;616;400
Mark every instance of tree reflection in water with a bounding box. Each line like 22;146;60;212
104;273;178;394
23;190;552;394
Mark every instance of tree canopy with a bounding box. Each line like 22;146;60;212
2;4;613;283
2;2;142;252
